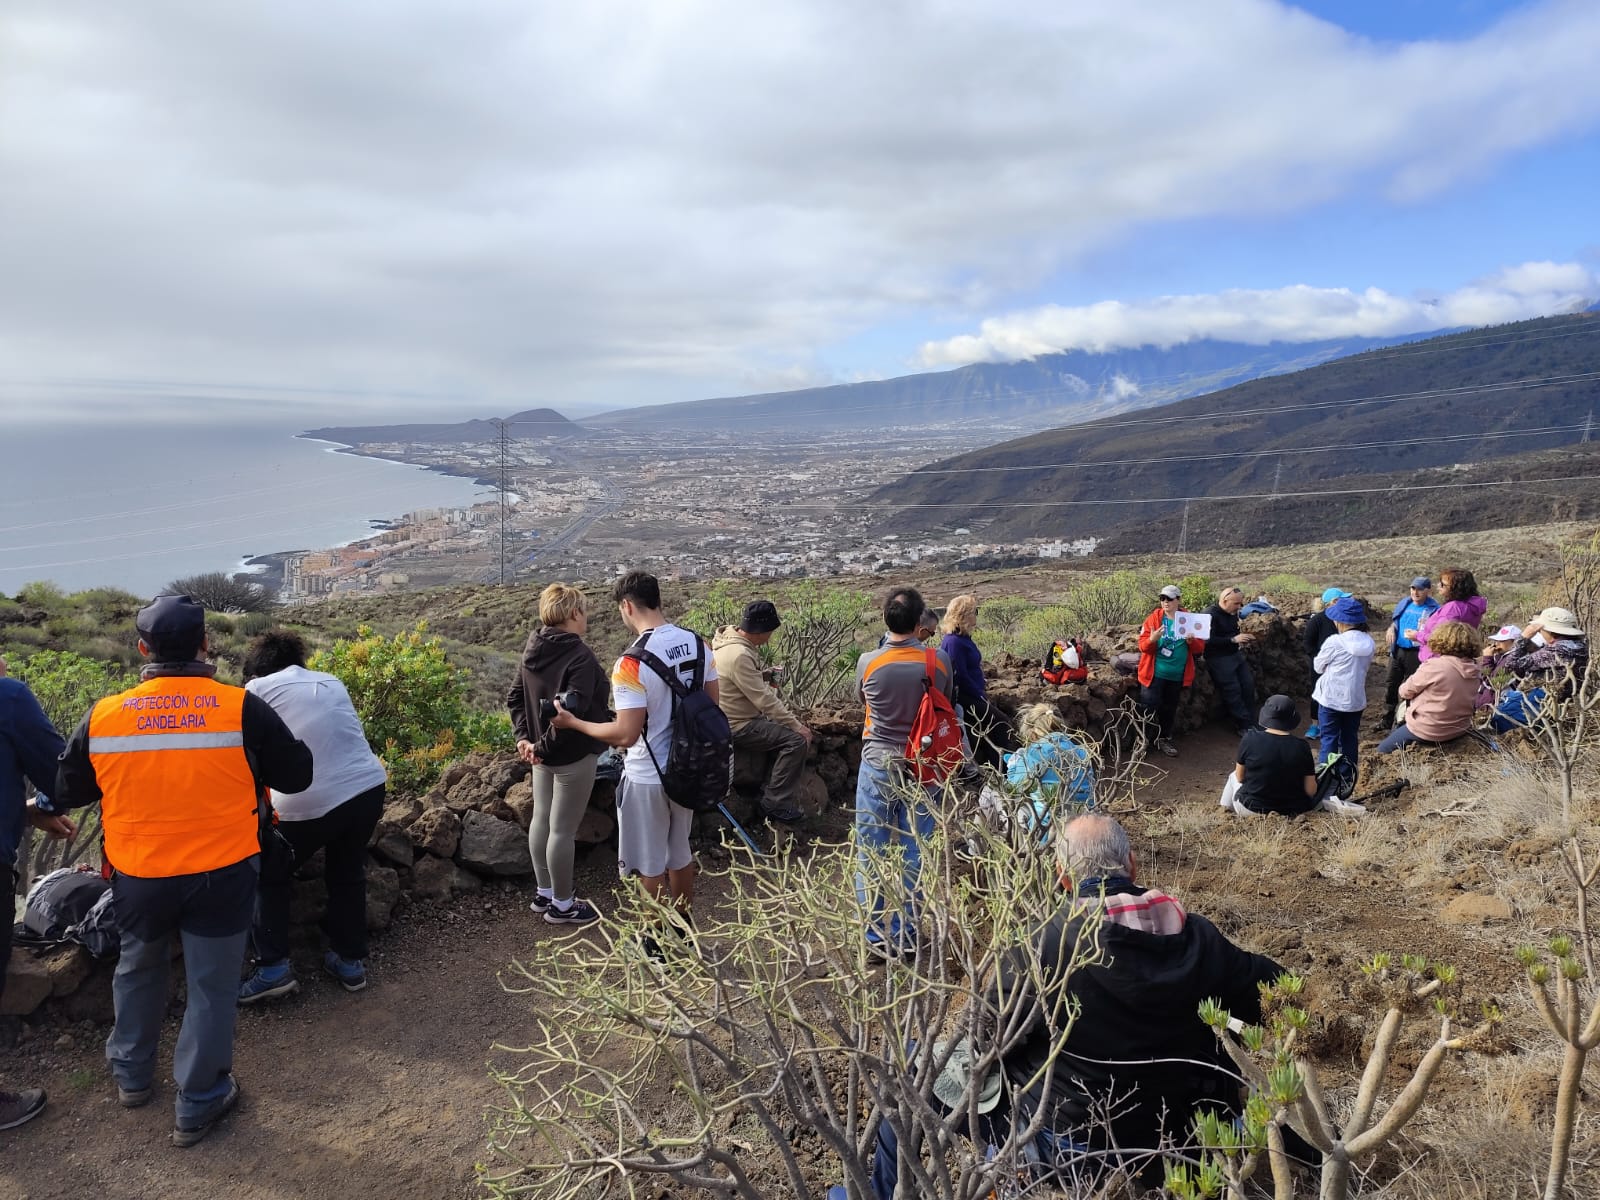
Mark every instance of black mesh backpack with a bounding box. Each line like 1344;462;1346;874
623;632;735;812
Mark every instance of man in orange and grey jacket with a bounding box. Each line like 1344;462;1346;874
51;594;311;1147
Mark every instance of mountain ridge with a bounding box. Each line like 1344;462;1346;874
301;407;582;446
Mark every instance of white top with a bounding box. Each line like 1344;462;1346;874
1312;631;1377;714
245;665;387;820
610;623;718;785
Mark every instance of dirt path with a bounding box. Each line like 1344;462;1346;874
1;879;565;1200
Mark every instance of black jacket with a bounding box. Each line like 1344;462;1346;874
990;886;1281;1165
1303;611;1337;667
506;628;609;766
1204;604;1241;657
54;663;313;809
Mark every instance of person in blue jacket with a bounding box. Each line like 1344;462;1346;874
1;654;77;1131
1382;577;1439;726
1001;703;1095;841
940;595;1006;769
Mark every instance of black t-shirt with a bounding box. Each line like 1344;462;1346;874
1235;730;1317;815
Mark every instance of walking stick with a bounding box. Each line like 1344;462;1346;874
718;802;766;856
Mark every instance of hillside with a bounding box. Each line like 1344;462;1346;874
582;334;1416;432
873;313;1600;544
301;406;583;446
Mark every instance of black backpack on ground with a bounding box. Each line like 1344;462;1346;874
15;866;118;957
1312;753;1359;806
623;631;735;812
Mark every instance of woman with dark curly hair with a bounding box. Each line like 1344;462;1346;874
1415;567;1486;662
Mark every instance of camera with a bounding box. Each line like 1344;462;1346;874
538;691;581;721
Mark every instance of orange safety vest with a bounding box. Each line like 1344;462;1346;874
88;675;259;878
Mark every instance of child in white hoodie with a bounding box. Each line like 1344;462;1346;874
1312;595;1376;773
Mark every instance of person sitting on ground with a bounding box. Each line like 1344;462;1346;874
1491;606;1590;731
1312;595;1375;772
1416;567;1486;660
1204;586;1258;735
711;599;812;824
1302;587;1350;740
1002;703;1095;833
1136;585;1205;758
1218;696;1319;816
1477;624;1520;708
1382;576;1438;726
1377;621;1483;754
238;630;390;1002
833;813;1286;1198
940;594;1005;770
507;582;610;926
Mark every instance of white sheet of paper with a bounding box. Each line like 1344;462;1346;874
1173;610;1212;640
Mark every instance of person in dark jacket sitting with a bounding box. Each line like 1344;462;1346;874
1204;587;1258;735
835;814;1284;1198
507;583;610;925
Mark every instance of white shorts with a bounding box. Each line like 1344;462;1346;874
616;776;696;878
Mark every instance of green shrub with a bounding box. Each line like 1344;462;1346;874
1060;570;1160;630
309;622;500;794
1262;573;1314;595
1179;573;1217;613
12;649;136;734
15;581;65;608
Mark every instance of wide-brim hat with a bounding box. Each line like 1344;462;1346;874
1536;607;1584;638
1326;595;1365;625
739;599;782;634
930;1035;1002;1113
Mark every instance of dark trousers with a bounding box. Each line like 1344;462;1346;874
730;719;808;812
1317;705;1364;773
1206;653;1257;731
1;867;12;1015
1140;678;1184;740
1383;647;1421;714
254;783;384;964
960;694;1008;770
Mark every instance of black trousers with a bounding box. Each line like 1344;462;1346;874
1206;653;1257;731
254;783;384;964
1;867;12;1014
960;694;1008;770
1140;679;1184;741
1384;647;1421;714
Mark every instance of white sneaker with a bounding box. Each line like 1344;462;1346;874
1319;796;1367;816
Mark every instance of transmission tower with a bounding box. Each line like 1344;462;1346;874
1583;408;1594;444
1271;458;1283;496
1177;500;1190;554
496;418;510;585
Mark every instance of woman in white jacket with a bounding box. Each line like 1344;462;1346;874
1312;595;1376;773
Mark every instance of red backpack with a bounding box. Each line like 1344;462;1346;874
905;649;965;785
1040;638;1089;686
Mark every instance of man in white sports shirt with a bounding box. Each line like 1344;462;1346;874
551;570;717;927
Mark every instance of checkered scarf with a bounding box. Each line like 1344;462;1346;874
1073;877;1188;935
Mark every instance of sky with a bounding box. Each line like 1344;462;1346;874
1;0;1597;424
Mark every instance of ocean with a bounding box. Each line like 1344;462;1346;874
0;421;484;596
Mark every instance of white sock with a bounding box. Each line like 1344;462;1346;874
537;887;554;900
552;896;574;910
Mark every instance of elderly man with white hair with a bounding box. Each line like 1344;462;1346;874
832;813;1287;1197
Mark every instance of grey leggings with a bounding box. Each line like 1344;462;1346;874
528;755;599;900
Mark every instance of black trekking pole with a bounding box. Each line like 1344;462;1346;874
1346;778;1409;808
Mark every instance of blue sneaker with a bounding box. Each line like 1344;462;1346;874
238;961;299;1005
1305;723;1320;740
323;951;367;993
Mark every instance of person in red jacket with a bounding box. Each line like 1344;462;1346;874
1136;586;1205;758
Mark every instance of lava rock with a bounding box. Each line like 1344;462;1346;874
456;811;533;876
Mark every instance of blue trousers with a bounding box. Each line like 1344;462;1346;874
1317;705;1363;772
854;758;937;948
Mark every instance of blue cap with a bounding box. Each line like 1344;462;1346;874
1326;596;1365;624
1320;587;1351;604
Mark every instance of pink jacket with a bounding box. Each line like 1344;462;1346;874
1399;655;1480;741
1417;596;1487;661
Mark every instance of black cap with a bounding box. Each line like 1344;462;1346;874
739;600;781;634
1258;694;1301;733
136;593;207;659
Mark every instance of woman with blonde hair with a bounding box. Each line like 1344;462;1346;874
1377;620;1483;753
507;583;610;925
939;594;1006;768
1004;703;1095;812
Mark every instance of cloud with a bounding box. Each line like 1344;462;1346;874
917;261;1600;365
1;1;1599;416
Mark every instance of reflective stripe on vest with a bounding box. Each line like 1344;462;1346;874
89;677;259;879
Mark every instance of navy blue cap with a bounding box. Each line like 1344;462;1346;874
137;593;206;655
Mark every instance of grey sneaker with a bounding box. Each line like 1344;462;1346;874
543;898;600;926
1155;738;1179;758
118;1083;153;1109
172;1076;240;1148
0;1088;46;1130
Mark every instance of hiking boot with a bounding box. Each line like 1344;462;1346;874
322;952;367;993
543;898;600;926
237;961;299;1006
1154;738;1178;758
117;1083;153;1109
528;893;554;914
0;1088;46;1131
172;1076;240;1148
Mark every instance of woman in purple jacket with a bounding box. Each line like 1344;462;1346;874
940;595;1006;769
1416;567;1486;661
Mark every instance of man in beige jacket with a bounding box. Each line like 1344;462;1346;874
711;600;812;823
